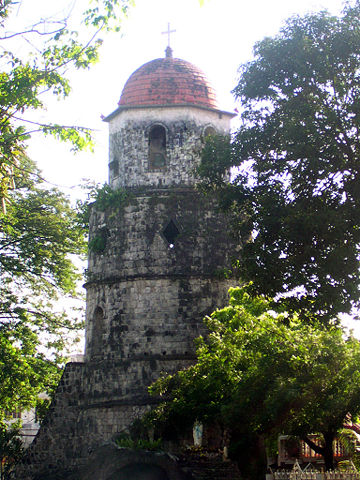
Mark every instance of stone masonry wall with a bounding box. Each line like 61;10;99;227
108;106;232;188
85;189;238;362
86;277;231;361
17;357;196;479
16;363;84;479
87;190;237;280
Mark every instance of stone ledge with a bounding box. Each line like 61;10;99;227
79;396;160;410
84;272;222;288
86;353;196;366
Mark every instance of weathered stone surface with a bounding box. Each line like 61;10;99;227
107;106;232;189
15;57;238;480
85;189;237;362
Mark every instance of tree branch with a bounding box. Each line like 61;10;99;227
11;115;94;133
0;23;67;40
301;435;325;456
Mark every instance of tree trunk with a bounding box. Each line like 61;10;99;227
322;432;335;471
302;432;335;471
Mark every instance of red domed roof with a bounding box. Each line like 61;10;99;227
119;50;218;109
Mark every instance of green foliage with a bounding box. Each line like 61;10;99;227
0;0;132;204
114;417;163;452
197;134;233;189
0;156;86;418
91;184;130;212
338;428;360;470
88;234;107;253
149;285;360;471
34;397;52;425
0;0;132;417
198;2;360;323
84;0;134;31
213;267;234;279
115;433;162;451
0;422;24;480
77;182;130;230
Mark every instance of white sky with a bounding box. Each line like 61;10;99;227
6;0;359;337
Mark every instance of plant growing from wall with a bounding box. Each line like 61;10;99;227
77;183;131;231
115;434;162;451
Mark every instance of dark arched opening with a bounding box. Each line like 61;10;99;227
149;125;167;169
91;306;104;358
203;125;216;139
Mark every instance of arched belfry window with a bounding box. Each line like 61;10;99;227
203;125;216;140
91;306;104;358
149;125;166;169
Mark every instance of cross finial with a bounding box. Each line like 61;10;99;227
162;22;176;48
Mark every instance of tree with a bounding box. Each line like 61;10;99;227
149;285;360;474
0;421;23;480
0;0;132;208
0;156;86;417
0;1;132;416
198;2;360;323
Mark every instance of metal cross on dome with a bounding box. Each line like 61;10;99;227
162;23;176;48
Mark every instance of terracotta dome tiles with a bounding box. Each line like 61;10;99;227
119;57;218;109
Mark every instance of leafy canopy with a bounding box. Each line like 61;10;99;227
198;2;360;323
0;0;133;206
149;285;360;470
0;156;86;417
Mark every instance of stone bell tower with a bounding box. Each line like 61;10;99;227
85;46;236;370
16;47;237;480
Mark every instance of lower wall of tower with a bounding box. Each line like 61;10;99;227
16;186;239;478
15;356;197;479
15;363;84;479
16;275;234;478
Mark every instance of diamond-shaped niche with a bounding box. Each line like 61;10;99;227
162;219;180;248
